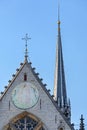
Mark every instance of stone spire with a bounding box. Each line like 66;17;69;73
79;115;85;130
53;3;71;121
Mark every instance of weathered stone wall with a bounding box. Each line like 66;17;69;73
0;63;71;130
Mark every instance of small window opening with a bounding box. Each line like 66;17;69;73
60;128;63;130
24;73;27;81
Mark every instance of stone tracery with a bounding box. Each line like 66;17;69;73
4;112;45;130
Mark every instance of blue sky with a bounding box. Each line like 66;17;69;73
0;0;87;129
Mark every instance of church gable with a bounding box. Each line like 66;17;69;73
0;60;72;130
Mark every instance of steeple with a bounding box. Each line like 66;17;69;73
53;2;71;121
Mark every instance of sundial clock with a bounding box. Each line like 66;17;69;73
11;82;39;109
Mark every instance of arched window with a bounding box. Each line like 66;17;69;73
4;112;45;130
12;116;44;130
14;116;38;129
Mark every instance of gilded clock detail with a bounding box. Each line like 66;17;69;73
12;82;39;109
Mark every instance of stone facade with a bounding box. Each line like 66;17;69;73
0;61;73;130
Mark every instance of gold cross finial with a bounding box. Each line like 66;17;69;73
22;33;31;61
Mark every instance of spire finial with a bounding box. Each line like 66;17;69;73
58;0;60;21
58;0;61;29
79;114;85;130
22;33;31;61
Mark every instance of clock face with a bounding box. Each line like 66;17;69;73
11;82;39;109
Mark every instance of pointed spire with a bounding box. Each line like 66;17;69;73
22;33;31;62
53;1;71;121
54;0;67;107
79;115;85;130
